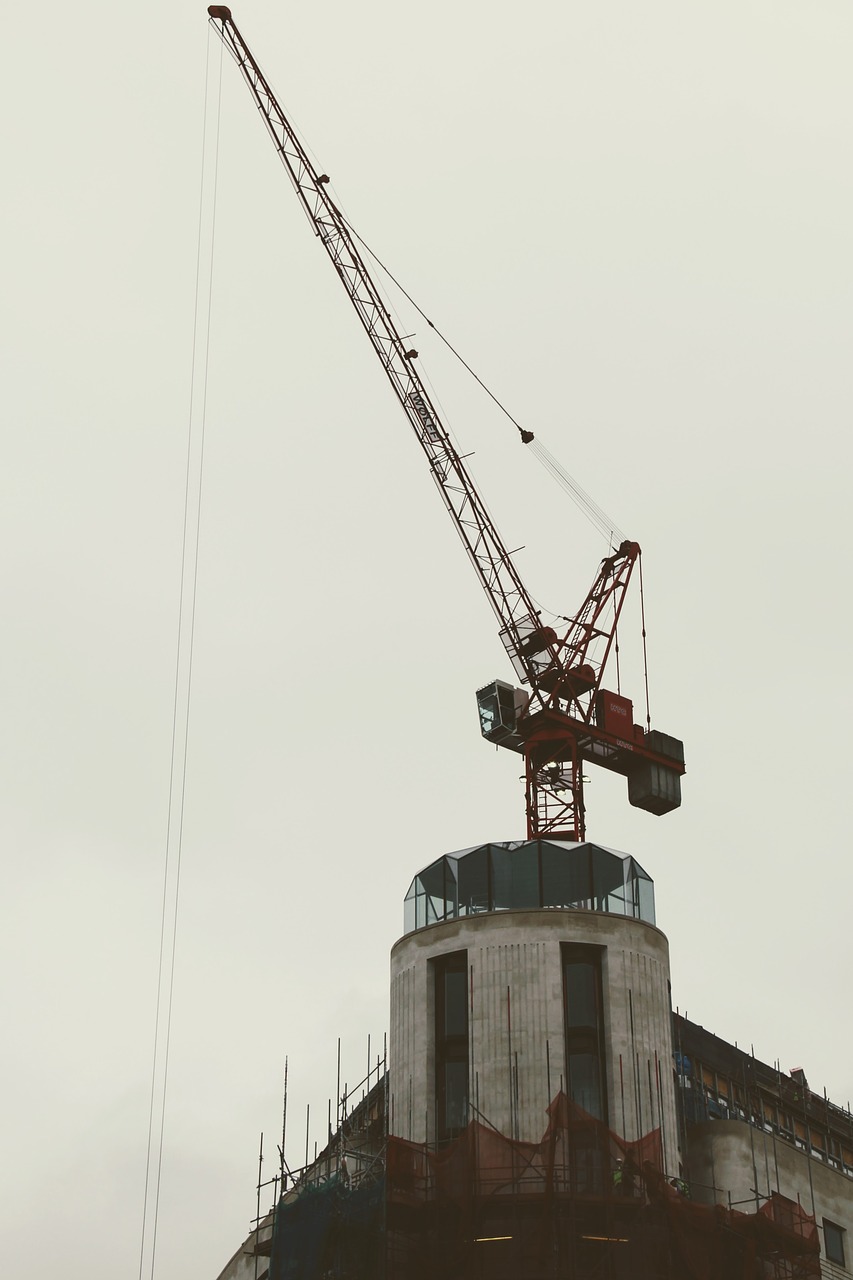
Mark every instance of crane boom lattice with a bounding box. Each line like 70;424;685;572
207;6;686;841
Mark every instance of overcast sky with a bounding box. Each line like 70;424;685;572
2;2;852;1277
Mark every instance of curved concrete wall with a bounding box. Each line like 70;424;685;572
390;908;678;1172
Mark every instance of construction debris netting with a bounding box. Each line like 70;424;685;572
269;1094;820;1280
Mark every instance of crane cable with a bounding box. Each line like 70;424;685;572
335;210;625;549
138;29;222;1280
639;551;652;731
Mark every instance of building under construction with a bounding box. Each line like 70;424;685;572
215;839;850;1280
204;10;852;1278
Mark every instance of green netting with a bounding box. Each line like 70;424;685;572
269;1175;385;1280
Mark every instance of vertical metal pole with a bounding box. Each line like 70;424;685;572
619;1054;626;1142
336;1038;341;1131
468;962;474;1131
254;1132;263;1280
628;990;641;1138
506;986;513;1139
675;1012;689;1170
304;1103;310;1172
773;1066;783;1192
655;1051;668;1175
281;1057;288;1190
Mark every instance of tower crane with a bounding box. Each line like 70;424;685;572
207;7;685;841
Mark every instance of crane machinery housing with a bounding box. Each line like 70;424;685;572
207;6;685;842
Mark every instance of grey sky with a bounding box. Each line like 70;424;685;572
2;2;851;1276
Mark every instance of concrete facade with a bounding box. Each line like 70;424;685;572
389;906;678;1172
687;1119;853;1278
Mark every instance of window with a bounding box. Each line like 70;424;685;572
562;944;607;1122
434;951;468;1140
404;841;657;933
823;1219;845;1267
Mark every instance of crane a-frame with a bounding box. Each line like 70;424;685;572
207;7;685;842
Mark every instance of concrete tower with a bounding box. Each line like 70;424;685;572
389;838;678;1170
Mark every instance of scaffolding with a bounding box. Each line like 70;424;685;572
265;1089;820;1280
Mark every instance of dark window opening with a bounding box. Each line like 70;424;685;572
434;951;468;1141
562;944;607;1123
824;1219;845;1267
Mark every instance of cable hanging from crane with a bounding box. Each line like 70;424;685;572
335;207;624;549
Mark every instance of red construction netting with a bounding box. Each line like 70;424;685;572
386;1093;821;1280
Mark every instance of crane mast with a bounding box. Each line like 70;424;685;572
208;7;685;840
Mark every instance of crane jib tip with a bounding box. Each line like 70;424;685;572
208;5;232;20
520;430;534;445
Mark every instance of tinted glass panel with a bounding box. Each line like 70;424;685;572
637;871;655;925
444;1061;468;1132
412;877;427;930
541;843;592;909
824;1221;845;1266
444;969;468;1038
567;1053;602;1119
591;845;624;912
477;688;499;736
419;859;448;924
435;951;469;1142
563;944;607;1123
457;846;489;916
491;844;540;910
443;858;459;919
565;962;598;1028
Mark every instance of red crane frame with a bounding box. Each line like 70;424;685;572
207;7;684;841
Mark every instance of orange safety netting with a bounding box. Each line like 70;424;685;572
385;1093;821;1280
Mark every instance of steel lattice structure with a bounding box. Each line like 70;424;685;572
208;6;685;840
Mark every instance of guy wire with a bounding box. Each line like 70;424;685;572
138;28;223;1280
